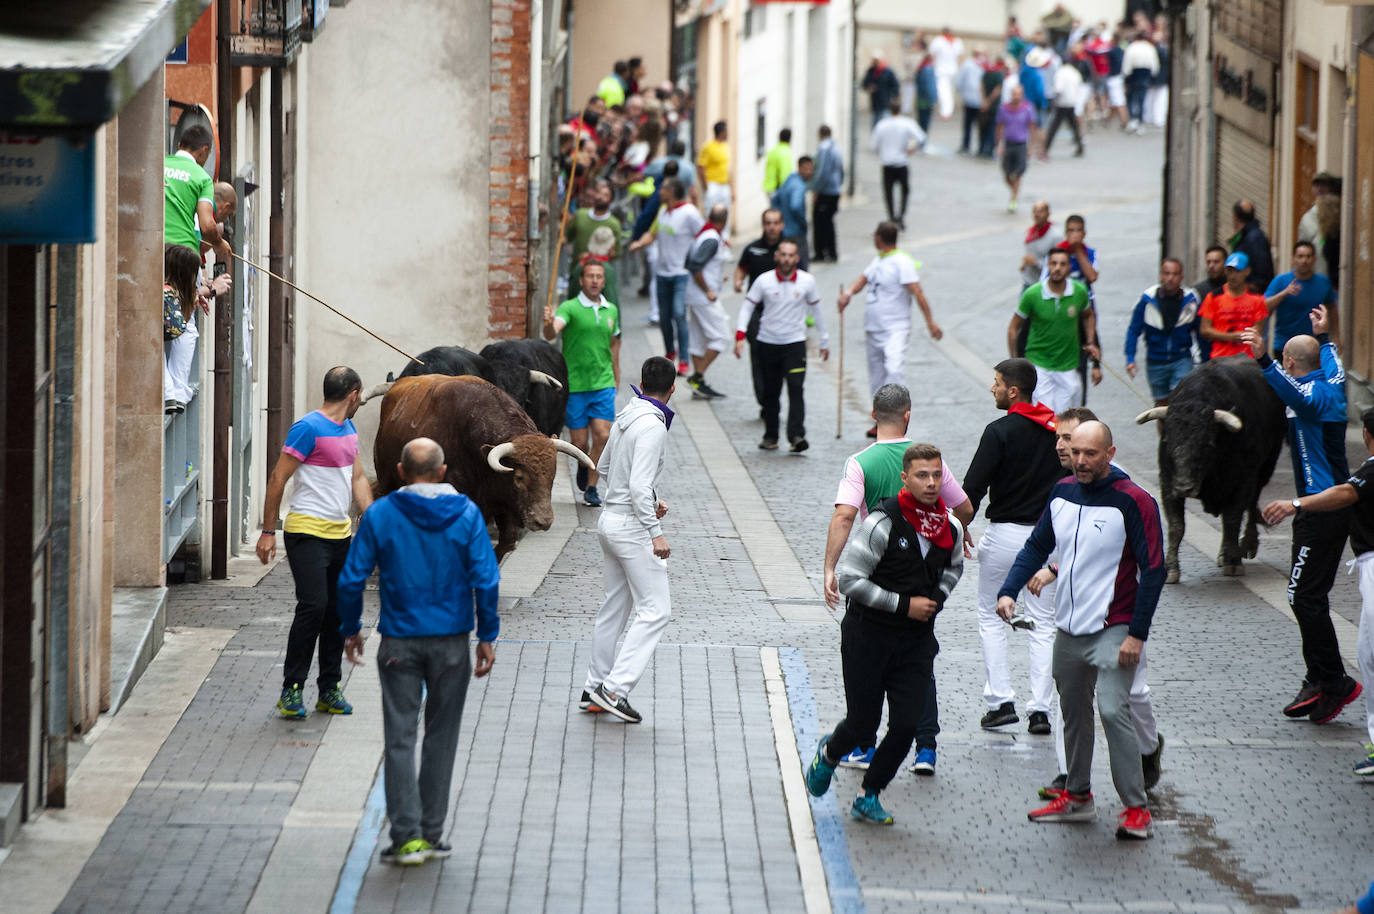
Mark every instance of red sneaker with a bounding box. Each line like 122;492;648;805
1027;791;1095;823
1116;805;1152;840
665;350;677;362
677;360;690;376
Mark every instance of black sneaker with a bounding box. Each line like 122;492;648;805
583;485;602;507
759;438;779;450
1027;710;1051;735
980;701;1019;729
789;438;809;453
590;684;642;723
576;463;589;492
1309;676;1363;724
695;379;727;399
424;839;453;859
1283;680;1322;718
1142;733;1164;790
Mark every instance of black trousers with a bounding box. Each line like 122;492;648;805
283;532;352;691
813;194;840;260
978;108;997;157
829;612;937;793
1044;105;1083;153
756;340;807;442
1289;508;1351;689
881;165;909;223
960;104;981;151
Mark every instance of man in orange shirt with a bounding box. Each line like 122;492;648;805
1199;252;1268;358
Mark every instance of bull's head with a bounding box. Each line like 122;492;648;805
1136;405;1242;498
484;434;594;531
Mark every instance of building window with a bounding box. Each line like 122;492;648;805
743;3;762;40
755;98;767;159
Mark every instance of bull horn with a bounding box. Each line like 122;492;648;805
486;442;516;473
529;369;564;390
554;438;596;470
1135;406;1168;424
1213;409;1243;432
360;381;394;404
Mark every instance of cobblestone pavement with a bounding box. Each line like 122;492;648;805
31;116;1374;914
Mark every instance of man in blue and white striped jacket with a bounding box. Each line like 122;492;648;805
1123;258;1202;406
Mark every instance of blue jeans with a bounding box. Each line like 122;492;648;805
655;273;689;359
1145;357;1193;401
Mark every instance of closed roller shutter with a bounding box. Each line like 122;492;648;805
1213;117;1272;240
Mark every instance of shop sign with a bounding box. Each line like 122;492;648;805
1213;33;1276;144
0;134;96;244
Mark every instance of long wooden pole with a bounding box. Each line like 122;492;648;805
228;250;423;365
835;284;844;439
545;148;582;315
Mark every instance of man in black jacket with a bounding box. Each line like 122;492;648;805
962;358;1064;733
805;443;965;825
1229;200;1275;294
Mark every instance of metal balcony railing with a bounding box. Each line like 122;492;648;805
228;0;304;67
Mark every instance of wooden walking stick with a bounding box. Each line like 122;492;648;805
545;148;582;318
836;283;845;439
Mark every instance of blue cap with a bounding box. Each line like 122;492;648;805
1224;252;1249;271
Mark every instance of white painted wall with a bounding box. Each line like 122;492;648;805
298;0;493;473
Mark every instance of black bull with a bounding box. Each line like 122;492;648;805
1135;356;1285;583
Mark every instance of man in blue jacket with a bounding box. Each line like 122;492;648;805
338;437;501;867
771;156;814;261
1240;308;1362;724
1123;258;1201;405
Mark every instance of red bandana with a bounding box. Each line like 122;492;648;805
898;490;953;550
1008;401;1057;431
1025;220;1054;245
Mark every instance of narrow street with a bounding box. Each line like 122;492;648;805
7;115;1372;914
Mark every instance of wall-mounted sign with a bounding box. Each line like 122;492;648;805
167;38;188;65
1212;32;1276;145
0;134;96;244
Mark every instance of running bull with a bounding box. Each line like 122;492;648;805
374;375;593;559
1135;356;1285;582
363;344;568;437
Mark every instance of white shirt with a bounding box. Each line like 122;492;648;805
1053;64;1083;105
870;115;925;166
653;202;705;276
1123;40;1160;74
684;227;731;307
862;251;920;333
928;34;964;76
738;269;829;347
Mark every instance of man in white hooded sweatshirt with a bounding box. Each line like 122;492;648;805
581;357;677;722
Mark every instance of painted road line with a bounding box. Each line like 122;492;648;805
760;647;832;914
862;887;1263;912
330;769;387;914
649;329;817;600
246;629;383;914
0;626;232;914
501;458;578;598
776;647;866;914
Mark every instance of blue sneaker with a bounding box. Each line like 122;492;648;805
838;747;875;770
1355;746;1374;777
276;684;306;719
909;747;936;776
805;734;837;797
316;686;353;714
583;485;602;507
850;791;894;825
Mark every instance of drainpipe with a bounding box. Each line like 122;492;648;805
847;0;861;198
266;66;287;468
211;0;235;578
47;245;77;807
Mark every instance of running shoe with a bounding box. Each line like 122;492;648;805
1007;198;1018;214
1115;806;1153;840
277;684;306;719
850;791;894;825
759;438;779;451
677;360;690;376
1027;710;1051;735
425;839;453;859
380;838;430;866
1282;680;1322;718
590;684;642;722
316;686;353;715
805;733;837;797
1038;773;1068;800
909;747;937;776
789;438;810;454
1354;746;1374;777
1309;676;1363;724
583;485;602;508
837;747;874;770
980;701;1018;729
576;463;589;492
1028;791;1095;823
578;689;605;712
695;379;726;399
1142;733;1164;790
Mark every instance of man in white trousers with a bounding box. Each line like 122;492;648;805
837;221;944;438
683;203;733;400
1027;407;1164;797
961;359;1063;733
581;357;677;723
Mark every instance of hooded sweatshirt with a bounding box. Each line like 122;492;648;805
597;393;671;538
961;402;1063;524
337;482;500;642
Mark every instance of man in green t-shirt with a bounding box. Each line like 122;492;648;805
164;125;231;262
543;260;621;507
565;179;622;272
763;128;793;194
1007;248;1097;414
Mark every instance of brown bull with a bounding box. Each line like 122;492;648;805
374;375;593;558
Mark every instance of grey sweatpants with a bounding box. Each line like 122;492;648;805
1054;624;1147;808
378;634;472;844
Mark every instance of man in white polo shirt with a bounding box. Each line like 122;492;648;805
683;203;732;400
837;221;944;437
734;239;830;453
629;177;704;377
870;99;926;230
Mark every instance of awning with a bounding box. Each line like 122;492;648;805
0;0;211;132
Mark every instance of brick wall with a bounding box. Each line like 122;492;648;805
488;0;532;338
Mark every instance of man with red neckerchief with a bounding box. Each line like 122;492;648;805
805;443;966;825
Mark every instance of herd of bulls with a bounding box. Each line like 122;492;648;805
363;341;592;560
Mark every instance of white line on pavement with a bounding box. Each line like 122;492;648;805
761;646;832;914
246;631;382;914
862;886;1262;912
0;626;233;914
